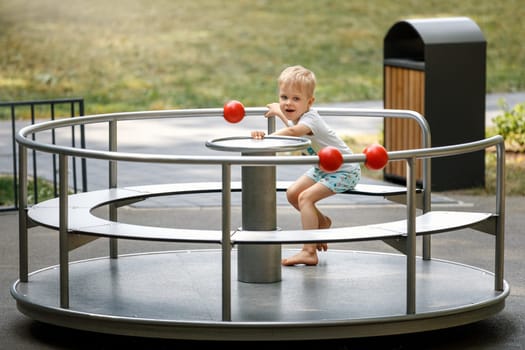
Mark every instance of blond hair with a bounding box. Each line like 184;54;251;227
278;65;316;98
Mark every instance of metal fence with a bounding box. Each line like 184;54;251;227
0;98;86;211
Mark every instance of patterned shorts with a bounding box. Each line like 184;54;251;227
305;166;361;193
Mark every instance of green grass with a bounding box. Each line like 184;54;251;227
1;0;523;198
1;0;524;115
485;152;525;195
343;133;525;196
0;175;57;207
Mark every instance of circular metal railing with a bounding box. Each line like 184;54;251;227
15;107;506;313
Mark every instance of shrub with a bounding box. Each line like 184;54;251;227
0;175;57;207
492;99;525;152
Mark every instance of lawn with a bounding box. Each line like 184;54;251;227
1;0;524;114
1;0;523;200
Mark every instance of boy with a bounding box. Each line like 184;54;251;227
251;65;361;266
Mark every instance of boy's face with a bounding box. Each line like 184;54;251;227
278;83;315;122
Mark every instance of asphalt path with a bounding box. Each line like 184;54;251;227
1;93;524;348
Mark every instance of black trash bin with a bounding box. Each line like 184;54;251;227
383;17;486;191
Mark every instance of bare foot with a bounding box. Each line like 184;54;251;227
316;216;331;251
282;250;319;266
316;243;328;251
319;215;332;229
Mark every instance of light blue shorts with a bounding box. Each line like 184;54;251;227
305;166;361;193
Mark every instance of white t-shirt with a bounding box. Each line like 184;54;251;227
297;109;360;173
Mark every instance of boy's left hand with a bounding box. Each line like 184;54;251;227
251;130;266;139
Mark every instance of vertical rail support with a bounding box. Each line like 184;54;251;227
221;163;232;321
59;154;69;308
69;104;78;193
108;120;118;259
421;165;432;259
50;103;58;197
30;104;38;204
78;100;88;193
494;140;506;291
267;115;276;134
421;129;432;260
10;105;19;208
18;144;29;282
406;157;417;314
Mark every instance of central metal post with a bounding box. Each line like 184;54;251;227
238;151;281;283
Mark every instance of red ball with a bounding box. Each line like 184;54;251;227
318;146;343;173
363;143;389;170
223;100;245;123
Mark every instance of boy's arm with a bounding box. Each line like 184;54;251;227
273;124;311;137
265;103;291;127
251;124;311;139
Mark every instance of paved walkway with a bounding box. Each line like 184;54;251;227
1;193;524;349
1;92;523;206
1;93;524;348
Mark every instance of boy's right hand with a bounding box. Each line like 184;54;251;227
251;130;266;139
264;103;281;118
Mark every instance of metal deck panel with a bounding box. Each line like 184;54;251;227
12;249;508;341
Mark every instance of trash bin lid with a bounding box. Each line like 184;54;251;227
385;17;485;45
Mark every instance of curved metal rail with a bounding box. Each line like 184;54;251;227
15;107;505;321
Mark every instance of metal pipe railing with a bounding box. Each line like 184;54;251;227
15;108;505;319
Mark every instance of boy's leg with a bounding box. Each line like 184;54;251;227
297;182;334;230
286;175;316;210
282;183;335;266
